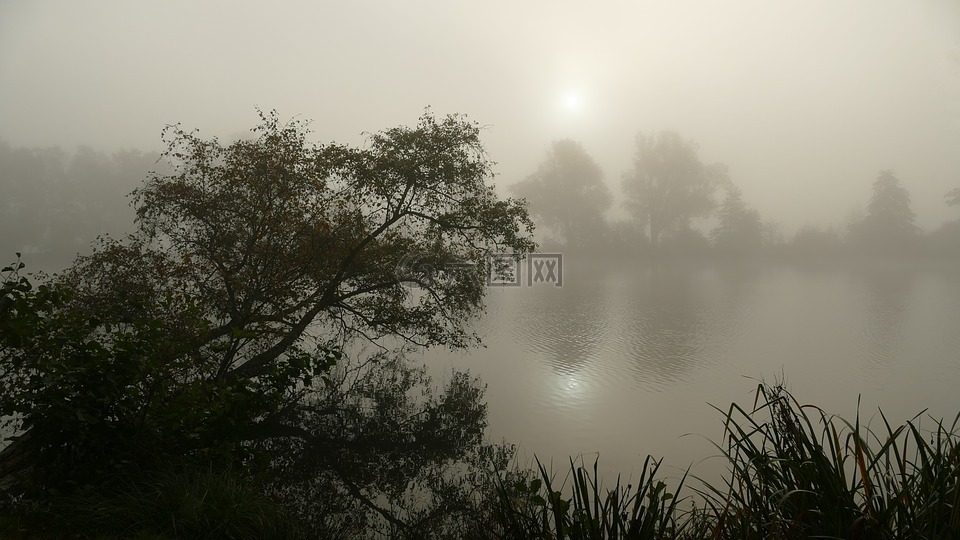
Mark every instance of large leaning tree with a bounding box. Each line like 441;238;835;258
0;110;535;531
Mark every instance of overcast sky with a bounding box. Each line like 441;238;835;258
2;0;959;232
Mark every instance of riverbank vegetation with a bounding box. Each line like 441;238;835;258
490;383;960;539
1;110;536;537
2;112;958;538
3;340;958;540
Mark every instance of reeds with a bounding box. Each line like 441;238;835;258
490;454;690;539
491;383;960;540
563;456;688;539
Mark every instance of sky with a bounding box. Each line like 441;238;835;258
2;0;959;233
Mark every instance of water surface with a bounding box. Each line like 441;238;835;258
420;258;960;484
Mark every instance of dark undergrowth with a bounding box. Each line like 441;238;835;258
3;383;957;539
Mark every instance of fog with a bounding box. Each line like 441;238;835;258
5;4;960;533
3;0;959;236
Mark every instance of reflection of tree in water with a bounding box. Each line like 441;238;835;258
505;262;752;386
620;264;709;386
856;264;914;368
511;278;608;376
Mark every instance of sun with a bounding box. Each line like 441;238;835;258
562;92;581;111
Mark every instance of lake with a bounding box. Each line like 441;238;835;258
418;257;960;486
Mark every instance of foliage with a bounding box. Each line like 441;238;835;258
490;456;693;540
698;383;960;539
710;185;763;255
0;109;535;534
850;170;918;254
257;355;518;538
622;132;723;249
132;108;533;354
487;383;960;540
1;247;334;494
510;139;612;250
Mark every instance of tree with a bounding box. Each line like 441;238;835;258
710;185;763;255
0;110;535;533
947;187;960;208
622;131;722;249
509;139;611;250
850;170;917;253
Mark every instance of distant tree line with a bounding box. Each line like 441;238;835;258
4;134;957;268
0;141;164;270
512;134;960;260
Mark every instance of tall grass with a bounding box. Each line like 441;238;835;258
699;383;960;539
490;455;693;539
490;383;960;540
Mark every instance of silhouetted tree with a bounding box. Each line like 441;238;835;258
622;131;722;249
710;185;763;255
0;110;535;533
510;139;611;250
850;170;917;253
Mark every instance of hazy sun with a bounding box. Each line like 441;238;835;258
562;92;581;111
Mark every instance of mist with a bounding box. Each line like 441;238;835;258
4;2;960;537
2;1;959;238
